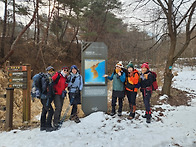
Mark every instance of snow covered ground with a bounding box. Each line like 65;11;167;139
0;65;196;147
173;65;196;95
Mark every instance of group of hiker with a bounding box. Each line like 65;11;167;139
103;61;157;123
32;61;157;132
31;65;83;132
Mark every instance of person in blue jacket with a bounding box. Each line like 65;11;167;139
103;61;126;116
67;65;83;123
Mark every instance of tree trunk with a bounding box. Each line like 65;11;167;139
162;37;176;96
10;0;16;45
162;61;174;96
33;0;37;44
0;0;7;58
0;0;39;66
36;2;40;50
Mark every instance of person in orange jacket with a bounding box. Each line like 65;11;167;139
126;62;139;119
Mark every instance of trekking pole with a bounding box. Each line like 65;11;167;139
59;95;74;128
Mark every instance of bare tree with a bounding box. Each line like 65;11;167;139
0;0;7;58
130;0;196;96
10;0;16;45
0;0;39;66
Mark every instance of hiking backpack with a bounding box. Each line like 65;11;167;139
31;73;49;99
150;71;158;91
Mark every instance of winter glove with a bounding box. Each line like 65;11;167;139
75;88;80;94
144;74;148;79
35;90;41;98
62;90;67;98
71;76;76;83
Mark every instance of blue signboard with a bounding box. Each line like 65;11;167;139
84;59;106;85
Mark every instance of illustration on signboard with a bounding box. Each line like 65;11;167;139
84;59;105;85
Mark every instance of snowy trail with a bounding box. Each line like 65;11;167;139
0;65;196;147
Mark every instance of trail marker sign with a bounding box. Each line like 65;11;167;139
6;65;31;122
7;66;28;89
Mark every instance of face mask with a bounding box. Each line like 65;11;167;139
61;70;67;77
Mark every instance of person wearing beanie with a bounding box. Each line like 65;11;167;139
67;65;83;123
39;66;55;132
103;61;126;116
126;62;139;120
52;66;69;129
140;62;154;123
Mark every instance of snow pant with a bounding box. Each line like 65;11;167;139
126;91;137;113
53;94;64;126
112;97;123;113
40;99;54;128
142;90;151;112
71;104;77;116
69;92;80;116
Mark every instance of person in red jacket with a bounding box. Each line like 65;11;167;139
126;62;139;119
52;66;68;129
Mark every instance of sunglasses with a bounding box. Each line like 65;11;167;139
63;69;68;72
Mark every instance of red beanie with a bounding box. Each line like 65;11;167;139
62;66;69;70
141;62;149;69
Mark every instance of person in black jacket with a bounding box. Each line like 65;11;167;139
140;62;153;123
40;66;55;132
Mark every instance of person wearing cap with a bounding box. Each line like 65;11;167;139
40;66;55;132
126;62;139;120
52;66;69;129
140;62;154;123
67;65;83;123
103;61;126;116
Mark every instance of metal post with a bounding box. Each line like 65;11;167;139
5;88;14;131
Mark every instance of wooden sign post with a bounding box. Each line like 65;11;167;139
7;65;31;122
22;65;31;122
5;88;14;130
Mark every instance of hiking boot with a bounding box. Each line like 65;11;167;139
46;126;55;132
40;127;46;131
118;112;122;117
143;113;151;118
69;114;75;121
110;112;116;116
128;112;135;120
74;116;81;123
146;114;151;123
146;118;151;123
53;124;60;130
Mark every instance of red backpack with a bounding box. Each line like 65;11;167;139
150;71;158;91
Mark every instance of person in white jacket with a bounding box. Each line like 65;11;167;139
67;65;83;123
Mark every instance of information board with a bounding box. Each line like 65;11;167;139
84;59;106;85
81;42;108;115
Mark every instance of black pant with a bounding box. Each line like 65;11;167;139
53;95;64;125
142;91;151;112
126;91;137;106
71;104;77;116
112;97;123;113
40;99;54;127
